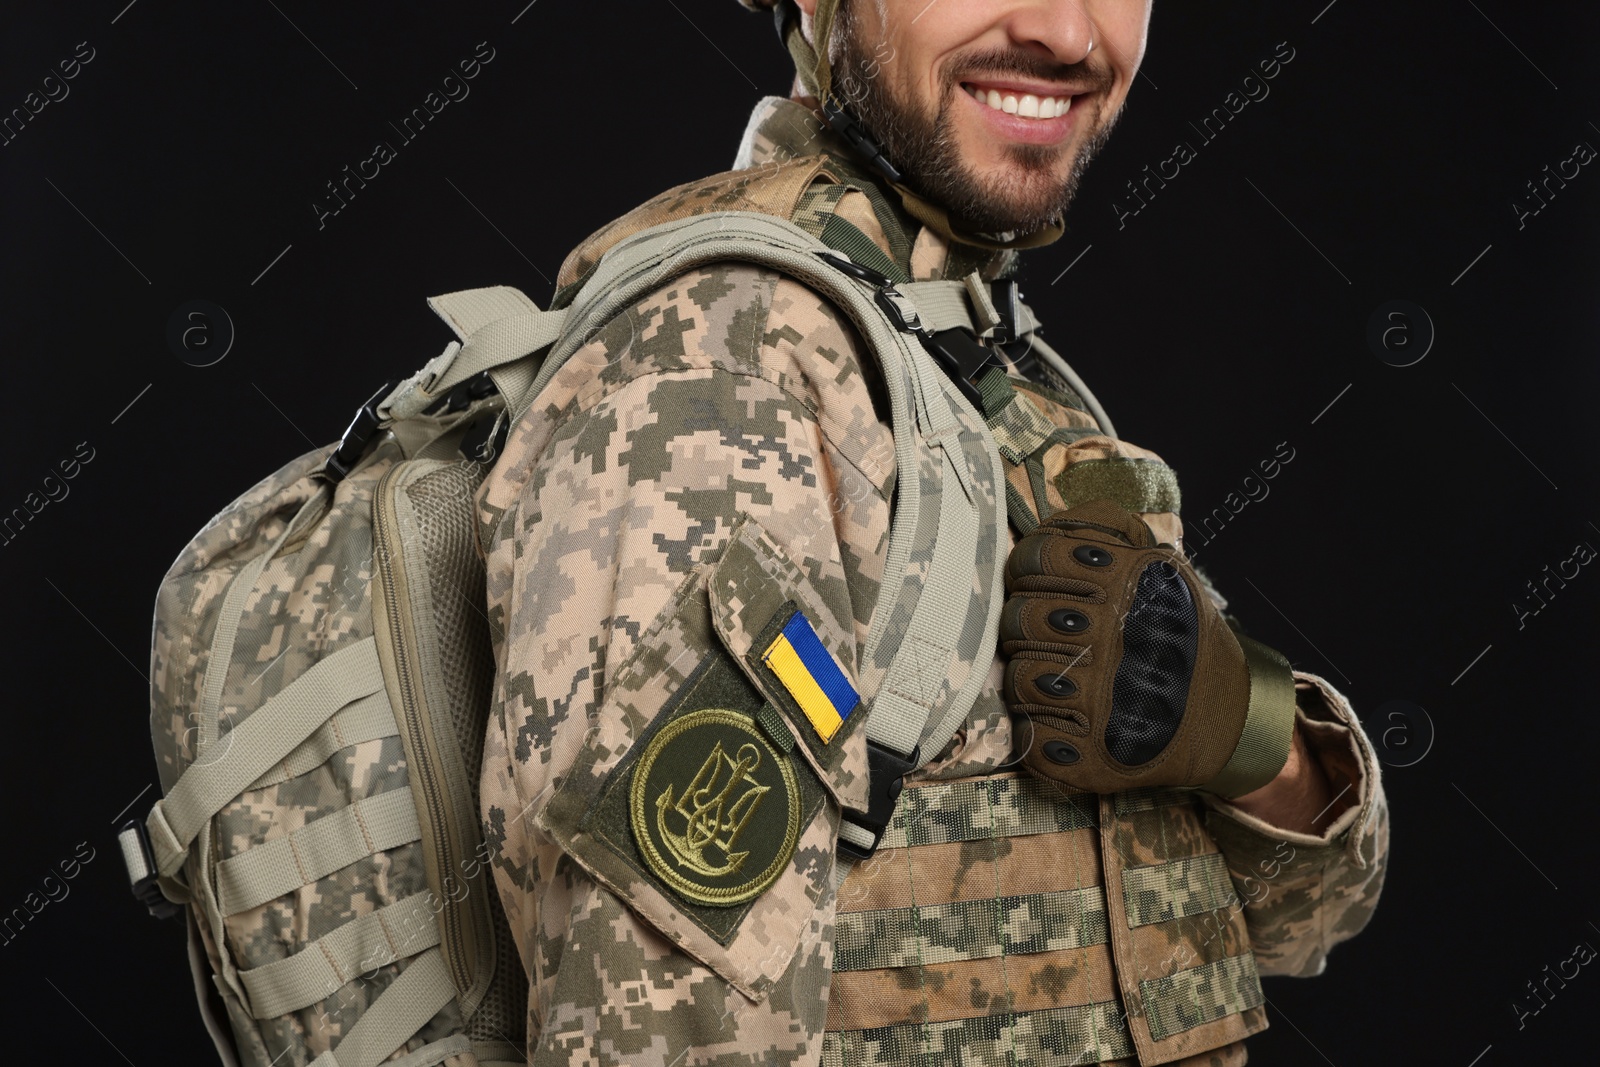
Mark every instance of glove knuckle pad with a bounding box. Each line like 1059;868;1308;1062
1104;559;1198;767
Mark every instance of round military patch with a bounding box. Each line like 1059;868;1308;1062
629;707;801;907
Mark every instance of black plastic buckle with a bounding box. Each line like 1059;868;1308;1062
989;280;1019;345
117;818;182;920
820;99;905;185
838;740;920;861
421;369;498;416
815;249;990;407
816;250;892;288
322;380;394;484
921;329;989;408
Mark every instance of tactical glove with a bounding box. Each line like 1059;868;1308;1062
1000;498;1298;798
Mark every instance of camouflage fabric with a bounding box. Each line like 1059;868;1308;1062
477;96;1388;1066
150;443;470;1066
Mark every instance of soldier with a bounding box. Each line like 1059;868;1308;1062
476;1;1389;1064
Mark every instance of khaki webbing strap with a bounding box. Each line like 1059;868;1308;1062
962;273;1003;336
239;891;440;1019
897;280;980;335
422;285;570;417
1204;635;1298;799
247;690;399;792
391;1036;475;1067
216;786;421;916
148;637;385;879
427;284;537;339
865;353;981;762
306;948;458;1067
197;488;331;755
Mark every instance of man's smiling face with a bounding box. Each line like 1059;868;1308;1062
817;0;1152;236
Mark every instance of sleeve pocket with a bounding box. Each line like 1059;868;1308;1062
536;515;863;999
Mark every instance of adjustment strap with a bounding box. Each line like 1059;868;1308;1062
1205;636;1299;799
377;286;570;424
306;948;458;1067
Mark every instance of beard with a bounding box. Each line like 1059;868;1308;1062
828;2;1122;237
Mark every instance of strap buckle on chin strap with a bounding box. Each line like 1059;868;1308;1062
838;740;920;861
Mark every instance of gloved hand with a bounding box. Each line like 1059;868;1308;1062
1000;498;1298;798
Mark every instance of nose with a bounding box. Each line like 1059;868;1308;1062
997;0;1097;66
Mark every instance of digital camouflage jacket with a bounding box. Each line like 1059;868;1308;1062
476;96;1389;1067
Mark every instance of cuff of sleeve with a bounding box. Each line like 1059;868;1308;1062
1203;671;1385;869
1202;634;1297;799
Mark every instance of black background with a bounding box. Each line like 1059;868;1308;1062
3;1;1598;1063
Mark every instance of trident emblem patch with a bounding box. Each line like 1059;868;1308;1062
657;740;769;877
630;707;800;906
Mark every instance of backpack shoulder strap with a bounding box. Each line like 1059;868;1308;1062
382;211;1015;864
541;209;1009;861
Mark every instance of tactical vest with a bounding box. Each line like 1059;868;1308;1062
546;155;1268;1065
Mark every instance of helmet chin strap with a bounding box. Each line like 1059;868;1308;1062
772;0;1066;254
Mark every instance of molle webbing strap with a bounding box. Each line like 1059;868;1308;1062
1120;852;1236;928
1139;953;1265;1042
306;948;459;1067
215;786;422;916
146;636;385;879
246;691;398;792
1203;635;1298;799
238;891;442;1019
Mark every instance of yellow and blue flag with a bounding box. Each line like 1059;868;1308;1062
762;611;859;744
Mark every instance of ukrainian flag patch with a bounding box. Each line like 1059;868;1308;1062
761;609;859;744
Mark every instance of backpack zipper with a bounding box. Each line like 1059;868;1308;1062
372;464;472;998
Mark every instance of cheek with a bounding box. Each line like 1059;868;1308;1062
1099;3;1153;86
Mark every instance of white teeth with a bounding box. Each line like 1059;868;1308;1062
967;85;1072;119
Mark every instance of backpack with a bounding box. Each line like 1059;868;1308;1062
120;209;1091;1066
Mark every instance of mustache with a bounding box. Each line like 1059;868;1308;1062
945;48;1115;95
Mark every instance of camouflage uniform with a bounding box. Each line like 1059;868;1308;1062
476;96;1389;1066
